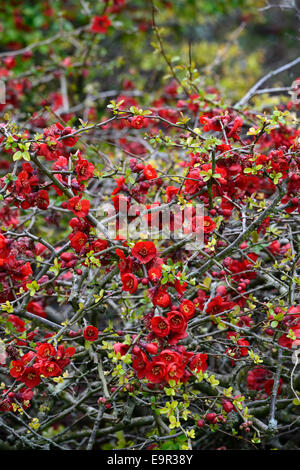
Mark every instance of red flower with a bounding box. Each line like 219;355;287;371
36;190;49;210
40;361;62;378
112;194;130;212
203;216;216;234
246;367;272;391
0;398;12;412
200;114;222;132
173;275;187;296
116;249;132;274
55;345;75;369
130;116;144;129
166;186;179;203
151;316;170;338
179;299;195;320
22;351;36;365
67;196;90;218
145;360;166;383
113;343;130;356
91;239;108;254
152;288;170;308
15;170;36;195
90;15;111;34
167;311;187;334
189;353;208;373
83;325;99;342
143;164;157;180
10;360;25;379
64;346;76;358
226;332;249;359
206;295;228;315
11;261;33;282
158;349;181;365
131;241;157;264
132;350;149;379
36;343;56;360
112;176;126;195
165;361;185;383
75;157;95;182
227;116;243;139
69;231;88;252
237;338;249;356
184;168;201;195
121;273;138;293
148;266;162;282
8;314;25;332
166;185;179;202
21;367;41;388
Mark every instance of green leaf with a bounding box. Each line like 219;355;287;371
13;151;22;161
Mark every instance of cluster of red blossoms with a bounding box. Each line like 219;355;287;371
0;386;33;413
114;338;208;385
0;233;33;302
0;340;75;412
0;123;92;219
134;348;208;385
112;238;211;383
0;15;299;418
150;303;193;345
112;232;260;383
9;342;75;388
90;15;112;34
247;367;283;396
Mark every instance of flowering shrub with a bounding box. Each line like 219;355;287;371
0;0;299;452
